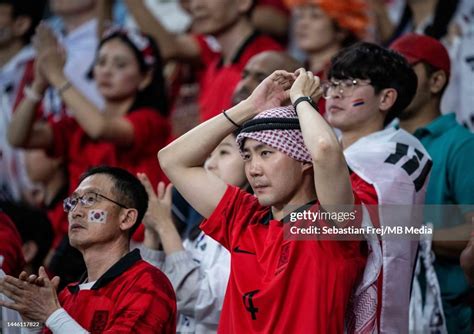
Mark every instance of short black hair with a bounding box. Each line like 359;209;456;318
79;166;148;237
0;0;47;44
328;42;418;126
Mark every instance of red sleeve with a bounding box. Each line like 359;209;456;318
0;212;25;276
46;116;76;159
200;185;264;250
193;34;220;67
103;265;177;334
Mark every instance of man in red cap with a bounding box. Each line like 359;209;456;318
391;33;474;334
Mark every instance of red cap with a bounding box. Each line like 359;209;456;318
390;33;450;78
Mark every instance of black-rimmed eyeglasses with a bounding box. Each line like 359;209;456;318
63;191;128;213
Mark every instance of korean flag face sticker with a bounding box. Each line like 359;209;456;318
88;210;108;224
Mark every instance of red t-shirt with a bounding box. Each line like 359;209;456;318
200;185;367;333
43;250;176;334
198;32;282;121
0;211;25;276
48;108;170;193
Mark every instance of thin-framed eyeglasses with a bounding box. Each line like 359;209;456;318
63;191;128;213
321;79;371;99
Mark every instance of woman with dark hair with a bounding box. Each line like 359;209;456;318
8;24;171;194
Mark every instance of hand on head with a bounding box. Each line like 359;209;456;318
246;68;321;113
290;68;322;104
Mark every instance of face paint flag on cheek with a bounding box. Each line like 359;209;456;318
88;210;108;224
352;98;365;107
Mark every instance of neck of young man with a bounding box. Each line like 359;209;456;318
81;238;130;282
215;18;255;66
61;10;96;35
340;121;384;150
307;43;342;75
271;185;317;221
399;101;441;134
0;39;24;68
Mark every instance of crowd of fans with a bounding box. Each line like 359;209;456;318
0;0;473;333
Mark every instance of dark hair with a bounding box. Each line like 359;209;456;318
0;201;53;272
331;21;360;48
79;166;149;238
97;32;169;117
328;42;418;126
0;0;46;44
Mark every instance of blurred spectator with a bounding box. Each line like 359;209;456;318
8;26;171;197
232;51;302;105
392;33;474;334
252;0;290;42
285;0;369;113
0;0;46;202
0;166;177;333
441;0;474;131
0;201;53;275
386;0;460;44
24;149;68;248
0;210;24;277
44;0;104;116
122;0;282;122
325;42;431;333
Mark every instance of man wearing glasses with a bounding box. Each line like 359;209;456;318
0;166;177;333
322;42;432;333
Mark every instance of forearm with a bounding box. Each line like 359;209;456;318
48;73;105;140
159;100;255;174
7;81;45;147
292;98;353;207
124;0;195;61
433;222;471;259
154;218;185;255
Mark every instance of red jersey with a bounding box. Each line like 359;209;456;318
200;186;367;333
48;108;170;193
0;211;25;276
44;249;176;334
198;32;282;121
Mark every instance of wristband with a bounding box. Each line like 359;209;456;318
293;96;317;111
223;110;240;128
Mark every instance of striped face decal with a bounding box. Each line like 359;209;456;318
352;98;365;107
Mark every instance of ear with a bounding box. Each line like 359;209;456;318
12;16;32;39
378;88;398;112
22;241;38;264
119;208;138;232
429;70;447;95
138;69;153;91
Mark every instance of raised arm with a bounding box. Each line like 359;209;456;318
290;69;354;208
158;70;293;218
124;0;201;62
34;24;138;147
7;61;54;150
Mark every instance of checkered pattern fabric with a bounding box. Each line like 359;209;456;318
236;106;312;163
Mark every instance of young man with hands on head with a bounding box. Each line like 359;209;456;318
158;68;368;333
